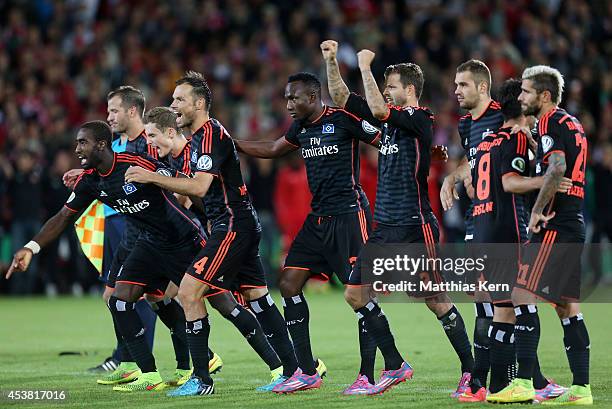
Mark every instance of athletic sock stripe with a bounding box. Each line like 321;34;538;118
204;232;235;281
528;230;557;291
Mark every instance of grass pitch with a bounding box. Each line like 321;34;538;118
1;291;610;408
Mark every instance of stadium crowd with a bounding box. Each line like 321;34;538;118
0;0;610;294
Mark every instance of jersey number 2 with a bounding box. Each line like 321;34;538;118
571;133;587;184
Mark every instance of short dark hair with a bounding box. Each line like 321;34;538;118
287;72;321;97
144;107;178;132
80;120;112;147
384;63;424;99
107;85;146;117
176;71;213;112
498;78;523;121
522;65;564;105
457;59;491;94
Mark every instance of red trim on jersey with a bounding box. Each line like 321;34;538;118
336;107;362;122
558;114;570;124
310;106;328;123
116;153;156;171
538;107;556;135
116;280;147;287
283;266;311;272
98;153;117;177
64;204;78;212
472;100;500;122
73;168;95;189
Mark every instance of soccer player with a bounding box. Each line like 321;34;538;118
440;60;504;396
125;72;297;396
143;106;294;390
488;66;593;405
461;79;569;402
323;41;474;395
234;71;381;394
6;120;206;392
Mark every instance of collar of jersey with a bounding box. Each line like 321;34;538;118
98;153;117;177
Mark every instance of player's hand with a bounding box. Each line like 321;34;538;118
463;174;474;199
440;174;459;211
320;40;338;61
431;145;448;162
6;248;33;279
124;166;155;184
62;168;84;189
558;177;573;193
357;49;375;70
528;211;556;234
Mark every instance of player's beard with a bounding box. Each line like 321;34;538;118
522;101;541;117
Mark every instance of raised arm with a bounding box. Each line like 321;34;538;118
6;207;79;278
234;137;297;159
321;40;350;108
356;50;389;120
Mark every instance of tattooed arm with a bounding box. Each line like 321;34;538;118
321;40;350;108
357;49;389;120
528;151;567;233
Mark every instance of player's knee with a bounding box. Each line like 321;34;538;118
112;285;141;303
102;287;114;303
208;292;238;317
278;275;301;298
425;294;451;315
344;287;367;309
144;293;163;303
555;302;579;319
492;303;516;323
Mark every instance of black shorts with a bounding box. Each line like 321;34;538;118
186;229;267;294
113;237;201;296
353;217;443;297
105;242;132;289
515;226;585;304
482;255;520;304
284;208;372;284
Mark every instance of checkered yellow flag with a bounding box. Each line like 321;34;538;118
75;201;105;274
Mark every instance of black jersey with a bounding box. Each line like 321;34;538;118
345;93;434;225
284;105;379;216
65;152;204;244
121;130;158;247
534;107;586;230
126;130;158;159
163;140;208;227
190;118;259;232
458;100;504;239
166;141;193;176
472;128;530;243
